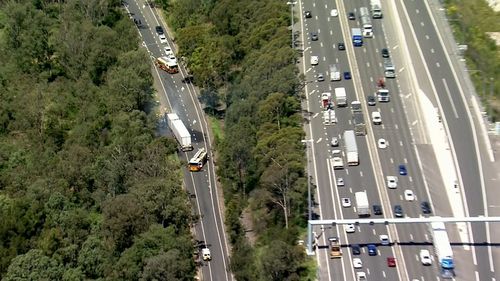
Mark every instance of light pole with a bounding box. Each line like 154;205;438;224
489;77;495;122
301;139;314;255
287;1;297;48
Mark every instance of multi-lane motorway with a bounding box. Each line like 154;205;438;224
123;1;233;280
297;0;497;280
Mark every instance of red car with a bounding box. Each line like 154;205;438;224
387;257;396;267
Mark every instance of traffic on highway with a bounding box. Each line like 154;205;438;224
124;1;233;280
297;0;494;280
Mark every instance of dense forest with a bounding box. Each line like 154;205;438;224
162;0;315;280
0;0;196;280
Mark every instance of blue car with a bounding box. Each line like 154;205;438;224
367;244;377;256
344;71;351;80
399;164;407;175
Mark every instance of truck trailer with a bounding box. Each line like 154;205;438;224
353;112;366;136
355;191;370;217
334;87;347;107
352;28;363;46
166;113;193;151
343;130;359;165
430;221;455;278
360;7;373;37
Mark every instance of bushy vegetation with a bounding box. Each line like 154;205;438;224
0;0;196;279
445;0;500;121
163;0;315;280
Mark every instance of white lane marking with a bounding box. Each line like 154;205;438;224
400;141;403;146
316;138;322;144
390;158;394;164
436;62;440;67
431;48;435;53
313;113;319;119
360;171;364;177
416;9;420;14
475;271;480;281
320;42;323;47
420;21;424;26
425;35;430;39
404;158;408;164
382;271;386;278
442;78;459;118
412;120;418;126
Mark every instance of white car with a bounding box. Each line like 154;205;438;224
380;234;390;245
356;271;367;281
372;111;382;124
341;198;351;208
353;258;362;269
404;189;415;201
420;249;432;265
330;9;339;17
310;55;319;65
345;223;355;233
159;34;168;44
331;137;339;147
387;176;398;189
164;46;174;56
337;177;344;187
378;138;388;149
202;248;211;261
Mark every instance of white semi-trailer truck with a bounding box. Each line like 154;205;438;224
430;221;455;279
343;130;359;165
166;113;193;151
355;191;370;217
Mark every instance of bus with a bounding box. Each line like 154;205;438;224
188;148;208;172
155;56;179;74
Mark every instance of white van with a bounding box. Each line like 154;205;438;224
330;64;341;81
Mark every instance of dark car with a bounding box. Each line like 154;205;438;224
373;204;383;215
338;42;345;50
399;164;408;175
317;73;325;82
348;12;356;20
181;75;194;83
421;201;432;214
367;95;376;106
351;244;361;255
155;26;164;35
343;71;351;80
310;32;318;41
305;11;312;18
394;205;404;217
367;244;377;256
387;257;396;267
381;48;390;58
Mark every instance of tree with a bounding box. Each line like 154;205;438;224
3;249;64;281
140;249;194;281
259;241;304;281
199;87;220;114
101;194;150;252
